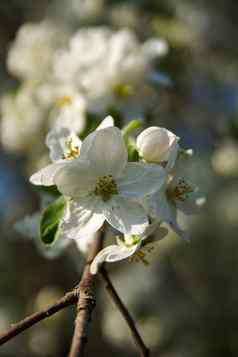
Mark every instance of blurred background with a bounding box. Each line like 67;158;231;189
0;0;238;356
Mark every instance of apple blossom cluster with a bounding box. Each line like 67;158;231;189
4;18;204;274
0;21;168;157
28;116;204;274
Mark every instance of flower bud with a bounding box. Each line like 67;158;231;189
136;126;179;164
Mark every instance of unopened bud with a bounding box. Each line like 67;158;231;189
136;126;179;163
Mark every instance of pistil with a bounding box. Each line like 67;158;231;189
94;175;118;201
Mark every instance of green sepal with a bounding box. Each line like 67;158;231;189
122;120;142;162
127;137;139;162
122;119;143;140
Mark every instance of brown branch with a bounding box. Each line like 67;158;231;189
68;228;104;357
100;267;150;357
0;226;150;357
0;290;78;345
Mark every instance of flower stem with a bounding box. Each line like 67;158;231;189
100;267;150;357
0;228;149;357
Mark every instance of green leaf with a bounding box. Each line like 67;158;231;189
122;119;143;140
39;196;66;245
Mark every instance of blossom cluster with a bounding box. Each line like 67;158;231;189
1;21;168;157
28;116;204;274
3;18;204;274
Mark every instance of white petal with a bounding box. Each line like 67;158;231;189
140;220;166;241
103;196;148;235
60;195;105;239
150;191;189;241
54;159;95;197
90;244;139;274
80;127;127;177
142;225;168;245
169;220;190;242
165;142;179;172
30;162;67;186
75;232;97;254
150;189;176;223
46;127;70;162
96;116;114;130
117;162;166;198
53;94;86;134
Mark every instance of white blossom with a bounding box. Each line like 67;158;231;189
53;27;168;116
7;21;67;80
30;126;166;236
29;116;114;185
46;128;82;162
0;85;86;155
46;115;114;163
149;175;205;241
136;128;204;241
90;221;168;274
0;84;44;152
49;93;87;133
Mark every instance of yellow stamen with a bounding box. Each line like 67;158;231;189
113;83;135;97
63;138;80;159
169;178;193;202
55;95;73;107
129;245;155;266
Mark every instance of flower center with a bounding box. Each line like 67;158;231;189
55;95;73;107
124;234;141;247
113;83;135;97
94;175;118;201
169;178;193;202
64;138;80;159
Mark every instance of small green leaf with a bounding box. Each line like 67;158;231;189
122;120;141;162
40;196;66;245
122;119;143;140
127;137;139;162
